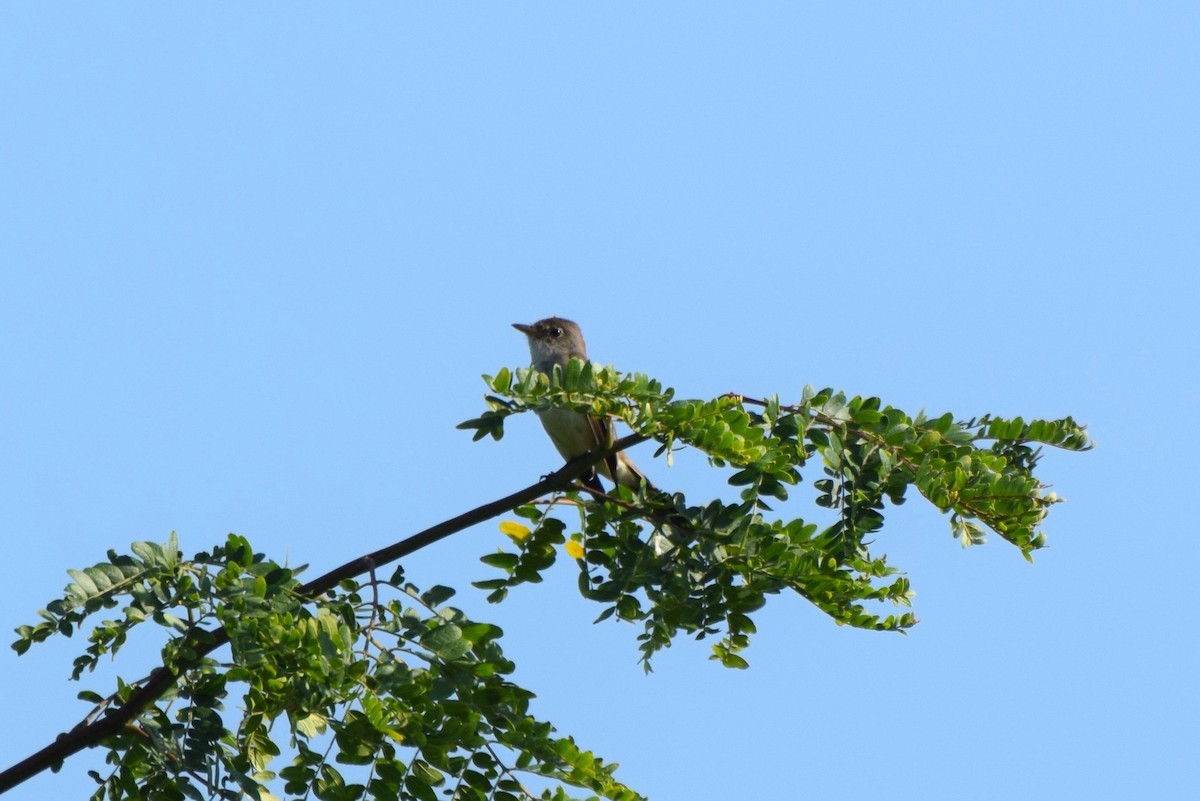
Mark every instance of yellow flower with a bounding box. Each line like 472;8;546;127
565;540;585;560
499;521;531;542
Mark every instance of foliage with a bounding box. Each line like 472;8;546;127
12;534;641;801
7;361;1089;799
459;361;1091;667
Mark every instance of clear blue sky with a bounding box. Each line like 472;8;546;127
2;4;1195;799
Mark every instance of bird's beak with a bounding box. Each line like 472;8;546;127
512;323;536;336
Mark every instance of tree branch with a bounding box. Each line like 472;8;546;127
0;435;647;795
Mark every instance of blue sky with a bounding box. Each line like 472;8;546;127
1;4;1196;799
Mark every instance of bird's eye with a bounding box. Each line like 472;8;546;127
549;327;562;337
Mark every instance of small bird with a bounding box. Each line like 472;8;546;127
513;317;652;491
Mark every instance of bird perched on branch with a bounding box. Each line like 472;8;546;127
512;317;652;492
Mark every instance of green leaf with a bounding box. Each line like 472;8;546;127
420;585;456;607
480;552;518;571
422;623;471;660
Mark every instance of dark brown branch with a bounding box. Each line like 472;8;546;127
0;435;647;795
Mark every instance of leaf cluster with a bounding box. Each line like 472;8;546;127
13;534;641;801
464;362;1091;667
8;362;1089;800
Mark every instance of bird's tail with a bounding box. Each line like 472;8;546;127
610;450;654;492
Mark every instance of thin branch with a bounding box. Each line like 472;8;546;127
0;436;646;795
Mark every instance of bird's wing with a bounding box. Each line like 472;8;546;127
586;412;621;485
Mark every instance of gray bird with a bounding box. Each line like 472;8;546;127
512;317;651;491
